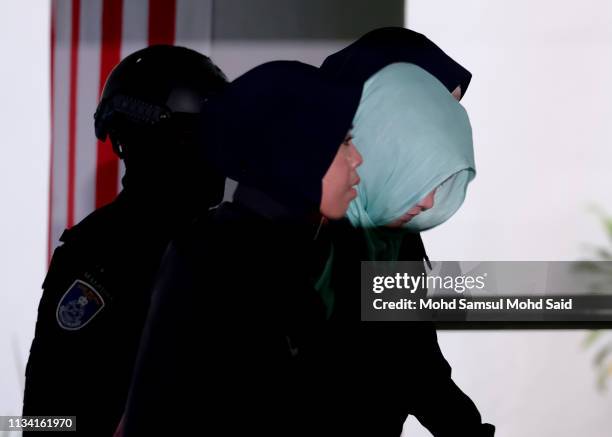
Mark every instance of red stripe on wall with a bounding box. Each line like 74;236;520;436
48;0;56;264
66;0;80;228
148;0;176;46
95;0;123;209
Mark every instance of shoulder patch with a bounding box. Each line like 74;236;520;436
56;279;106;330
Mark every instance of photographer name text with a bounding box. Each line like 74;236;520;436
372;297;574;311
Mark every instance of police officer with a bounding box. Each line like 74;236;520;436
23;45;228;436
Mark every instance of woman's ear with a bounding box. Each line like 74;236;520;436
451;85;462;101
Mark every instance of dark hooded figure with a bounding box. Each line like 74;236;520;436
121;61;363;436
318;28;496;436
22;46;227;437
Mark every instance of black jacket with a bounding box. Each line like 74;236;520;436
123;190;331;436
323;218;495;437
22;190;186;436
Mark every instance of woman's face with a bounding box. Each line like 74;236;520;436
386;188;436;228
384;85;460;227
320;134;363;219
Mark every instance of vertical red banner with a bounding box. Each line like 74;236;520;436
95;0;124;209
148;0;176;46
66;0;81;228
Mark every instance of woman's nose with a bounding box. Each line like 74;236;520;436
418;191;436;210
349;142;363;168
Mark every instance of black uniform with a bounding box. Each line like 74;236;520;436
23;191;192;435
23;45;227;436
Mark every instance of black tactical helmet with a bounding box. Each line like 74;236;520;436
94;45;227;158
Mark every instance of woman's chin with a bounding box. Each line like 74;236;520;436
386;216;416;228
385;220;403;228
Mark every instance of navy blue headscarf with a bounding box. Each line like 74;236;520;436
320;27;471;97
202;61;362;217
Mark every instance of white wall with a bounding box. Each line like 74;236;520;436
408;0;612;261
404;1;612;436
0;1;50;420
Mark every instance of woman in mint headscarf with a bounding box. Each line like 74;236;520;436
347;61;475;261
317;28;495;437
318;27;477;313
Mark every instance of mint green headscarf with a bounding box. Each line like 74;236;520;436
348;63;476;260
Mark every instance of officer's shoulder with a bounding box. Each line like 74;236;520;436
59;199;123;247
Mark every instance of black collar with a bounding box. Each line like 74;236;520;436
232;184;328;242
